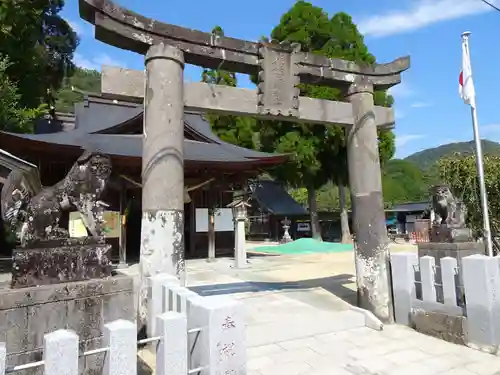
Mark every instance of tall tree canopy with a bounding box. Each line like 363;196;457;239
201;26;257;150
0;0;78;111
255;2;395;238
0;56;46;133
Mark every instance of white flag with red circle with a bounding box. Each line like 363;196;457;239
459;36;476;108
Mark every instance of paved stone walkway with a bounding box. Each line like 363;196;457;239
247;325;500;375
127;249;500;375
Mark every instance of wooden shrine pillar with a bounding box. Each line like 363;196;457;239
139;43;186;327
345;78;392;323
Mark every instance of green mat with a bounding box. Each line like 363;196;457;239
250;238;354;255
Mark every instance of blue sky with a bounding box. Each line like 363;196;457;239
62;0;500;158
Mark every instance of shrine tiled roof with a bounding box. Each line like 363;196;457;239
249;180;308;216
0;93;287;166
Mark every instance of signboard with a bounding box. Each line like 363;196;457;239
69;211;121;238
196;208;209;232
406;215;417;223
196;208;234;232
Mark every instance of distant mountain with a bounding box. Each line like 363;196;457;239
404;140;500;170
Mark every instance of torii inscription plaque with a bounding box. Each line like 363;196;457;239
79;0;410;328
257;43;300;116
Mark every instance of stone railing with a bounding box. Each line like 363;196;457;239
391;253;500;353
0;273;245;375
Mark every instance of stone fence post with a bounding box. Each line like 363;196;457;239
189;296;246;375
462;254;500;353
44;330;79;375
390;252;418;325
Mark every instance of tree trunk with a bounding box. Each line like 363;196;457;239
307;185;322;240
339;185;352;244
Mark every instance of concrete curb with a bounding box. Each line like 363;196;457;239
349;305;384;331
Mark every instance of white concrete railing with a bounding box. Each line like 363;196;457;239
0;273;246;375
391;253;500;353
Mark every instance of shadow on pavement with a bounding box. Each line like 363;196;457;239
189;273;358;306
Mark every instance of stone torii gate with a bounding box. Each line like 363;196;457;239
79;0;410;325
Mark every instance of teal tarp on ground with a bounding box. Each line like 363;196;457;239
250;238;354;255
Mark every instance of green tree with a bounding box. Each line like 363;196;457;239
0;56;46;133
201;26;257;150
256;2;395;240
55;67;101;112
438;154;500;237
0;0;78;110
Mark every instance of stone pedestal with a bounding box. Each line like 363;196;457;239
417;242;485;305
11;240;112;289
430;224;473;243
0;276;134;375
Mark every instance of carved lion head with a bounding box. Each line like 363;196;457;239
72;151;112;194
432;184;453;205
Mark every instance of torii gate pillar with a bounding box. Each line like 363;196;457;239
139;43;186;326
346;79;392;323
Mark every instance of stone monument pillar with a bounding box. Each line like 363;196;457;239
140;43;185;325
345;78;393;323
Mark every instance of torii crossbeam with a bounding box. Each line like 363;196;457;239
79;0;410;328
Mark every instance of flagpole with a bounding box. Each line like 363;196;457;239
462;31;494;256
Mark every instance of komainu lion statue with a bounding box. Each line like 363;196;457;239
431;184;467;228
1;151;112;247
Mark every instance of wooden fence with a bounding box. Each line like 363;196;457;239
0;273;245;375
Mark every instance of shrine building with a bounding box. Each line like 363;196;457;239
0;92;290;262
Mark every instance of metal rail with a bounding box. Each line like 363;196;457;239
5;328;203;373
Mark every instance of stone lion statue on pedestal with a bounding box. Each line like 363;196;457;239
431;184;466;228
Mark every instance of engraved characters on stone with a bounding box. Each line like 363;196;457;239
257;43;299;117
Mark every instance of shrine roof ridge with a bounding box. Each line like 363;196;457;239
79;0;410;89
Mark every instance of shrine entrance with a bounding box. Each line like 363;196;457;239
79;0;409;325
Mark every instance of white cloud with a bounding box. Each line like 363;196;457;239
73;53;96;70
396;134;425;148
66;19;86;36
388;82;413;99
358;0;496;38
411;102;432;108
73;53;123;71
